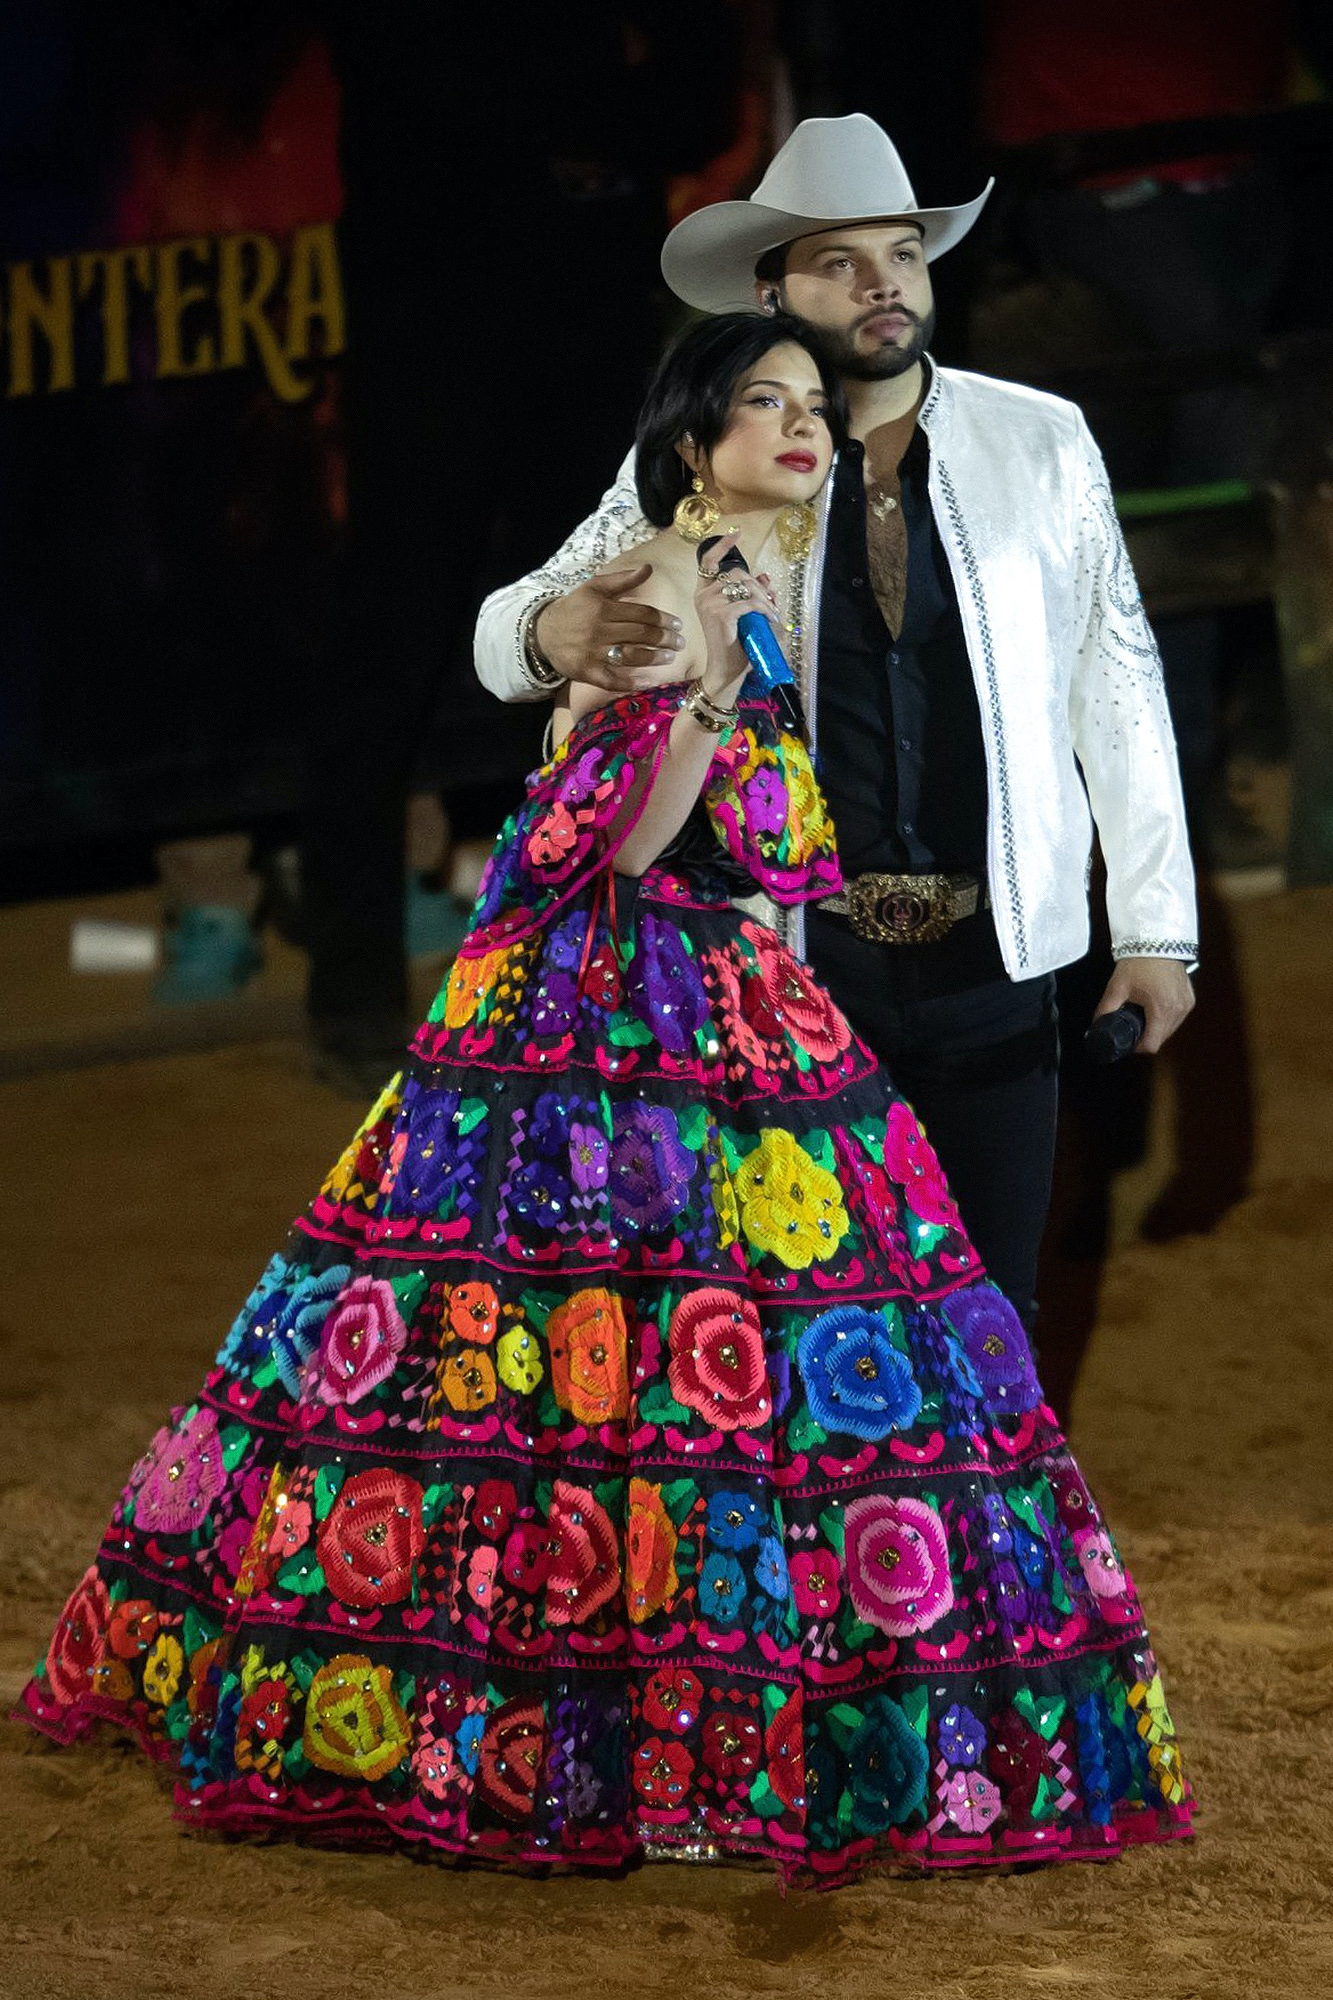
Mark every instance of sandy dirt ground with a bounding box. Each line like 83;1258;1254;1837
2;888;1331;2000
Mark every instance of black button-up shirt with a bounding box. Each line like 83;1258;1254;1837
816;428;990;878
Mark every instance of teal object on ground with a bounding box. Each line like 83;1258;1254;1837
152;905;263;1006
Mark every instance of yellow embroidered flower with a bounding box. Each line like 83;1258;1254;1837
142;1631;185;1707
442;946;509;1030
436;1343;498;1414
303;1653;411;1781
496;1322;545;1395
1128;1673;1186;1803
733;1128;848;1269
784;751;830;861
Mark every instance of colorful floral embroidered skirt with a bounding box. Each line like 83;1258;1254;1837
18;697;1192;1889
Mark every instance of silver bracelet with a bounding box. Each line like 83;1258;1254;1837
521;599;565;691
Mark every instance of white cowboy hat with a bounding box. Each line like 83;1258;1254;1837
661;112;994;315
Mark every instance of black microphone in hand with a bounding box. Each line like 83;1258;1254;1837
696;535;804;736
1085;1003;1146;1065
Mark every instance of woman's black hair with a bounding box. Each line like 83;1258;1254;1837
634;311;847;528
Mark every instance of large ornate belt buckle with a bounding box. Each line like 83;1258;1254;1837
847;872;954;944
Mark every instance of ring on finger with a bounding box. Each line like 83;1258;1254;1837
606;643;624;665
720;579;751;603
698;563;721;582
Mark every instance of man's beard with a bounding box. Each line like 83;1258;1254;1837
799;305;936;382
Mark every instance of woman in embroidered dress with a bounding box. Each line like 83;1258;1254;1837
19;314;1191;1887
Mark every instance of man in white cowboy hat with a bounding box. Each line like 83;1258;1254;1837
472;112;1197;1330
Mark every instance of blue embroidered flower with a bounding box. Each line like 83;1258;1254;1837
509;1157;571;1231
796;1306;923;1441
456;1713;484;1775
698;1552;746;1628
218;1253;291;1370
754;1535;789;1602
803;1727;847;1848
240;1264;350;1395
544;913;587;974
847;1695;929;1835
940;1285;1042;1413
979;1491;1013;1557
393;1087;463;1212
705;1490;765;1552
1013;1523;1047;1589
937;1702;985;1769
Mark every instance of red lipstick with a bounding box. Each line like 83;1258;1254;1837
776;451;817;472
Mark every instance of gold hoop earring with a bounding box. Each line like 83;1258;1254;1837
775;501;817;561
673;474;721;544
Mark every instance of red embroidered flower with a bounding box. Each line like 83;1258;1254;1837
235;1677;292;1775
742;921;851;1062
526;802;580;870
642;1664;703;1735
106;1597;159;1662
633;1735;694;1807
473;1478;518;1543
502;1518;554;1592
478;1697;546;1822
884;1100;960;1228
765;1690;806;1810
667;1288;771;1432
447;1281;500;1345
702;946;775;1071
45;1566;110;1705
316;1466;425;1608
544;1480;620;1627
790;1546;842;1618
701;1708;762;1782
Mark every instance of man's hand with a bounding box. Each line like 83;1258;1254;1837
1094;956;1195;1054
534;566;684;692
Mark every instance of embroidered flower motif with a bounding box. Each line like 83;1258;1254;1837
393;1091;465;1209
702;1709;762;1781
316;1467;425;1608
791;1546;842;1618
843;1495;955;1637
1049;1467;1095;1533
307;1276;408;1406
90;1657;133;1703
667;1288;771;1432
107;1598;159;1661
943;1767;1002;1834
544;1481;620;1627
940;1286;1042;1413
478;1698;548;1821
704;1490;766;1553
785;754;829;861
754;1536;790;1602
608;1102;694;1235
883;1101;960;1228
698;1551;746;1628
495;1324;544;1395
44;1566;110;1704
526;801;580;870
702;946;774;1070
253;1265;353;1396
466;1544;499;1610
937;1702;985;1768
502;1519;554;1593
847;1694;929;1834
142;1631;185;1707
547;1289;630;1427
633;1735;693;1807
134;1407;227;1535
734;1128;848;1269
765;1690;806;1810
568;1119;610;1195
1075;1528;1128;1600
627;910;711;1054
987;1708;1043;1802
510;1156;572;1231
435;1344;498;1414
796;1305;922;1440
267;1496;313;1560
744;765;788;837
530;970;580;1038
642;1664;702;1735
447;1282;500;1345
742;925;850;1063
235;1676;292;1776
303;1654;410;1781
411;1717;459;1802
443;945;509;1030
473;1478;518;1542
626;1479;679;1624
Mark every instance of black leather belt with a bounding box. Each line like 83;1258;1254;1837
818;871;987;944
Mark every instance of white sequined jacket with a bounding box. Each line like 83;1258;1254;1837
474;363;1198;980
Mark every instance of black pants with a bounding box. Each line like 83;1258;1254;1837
806;908;1059;1324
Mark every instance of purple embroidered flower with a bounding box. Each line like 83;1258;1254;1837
1074;1528;1128;1601
744;766;788;837
844;1494;954;1636
978;1492;1014;1558
942;1768;1002;1834
990;1557;1031;1627
796;1305;923;1441
307;1276;408;1406
530;969;580;1038
509;1157;571;1231
557;745;607;807
940;1285;1042;1413
627;910;710;1054
134;1406;227;1534
608;1102;694;1234
563;1760;604;1818
528;1091;574;1160
544;913;586;973
568;1121;609;1194
937;1702;985;1768
394;1089;464;1211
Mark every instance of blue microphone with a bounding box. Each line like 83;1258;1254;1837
697;536;805;736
